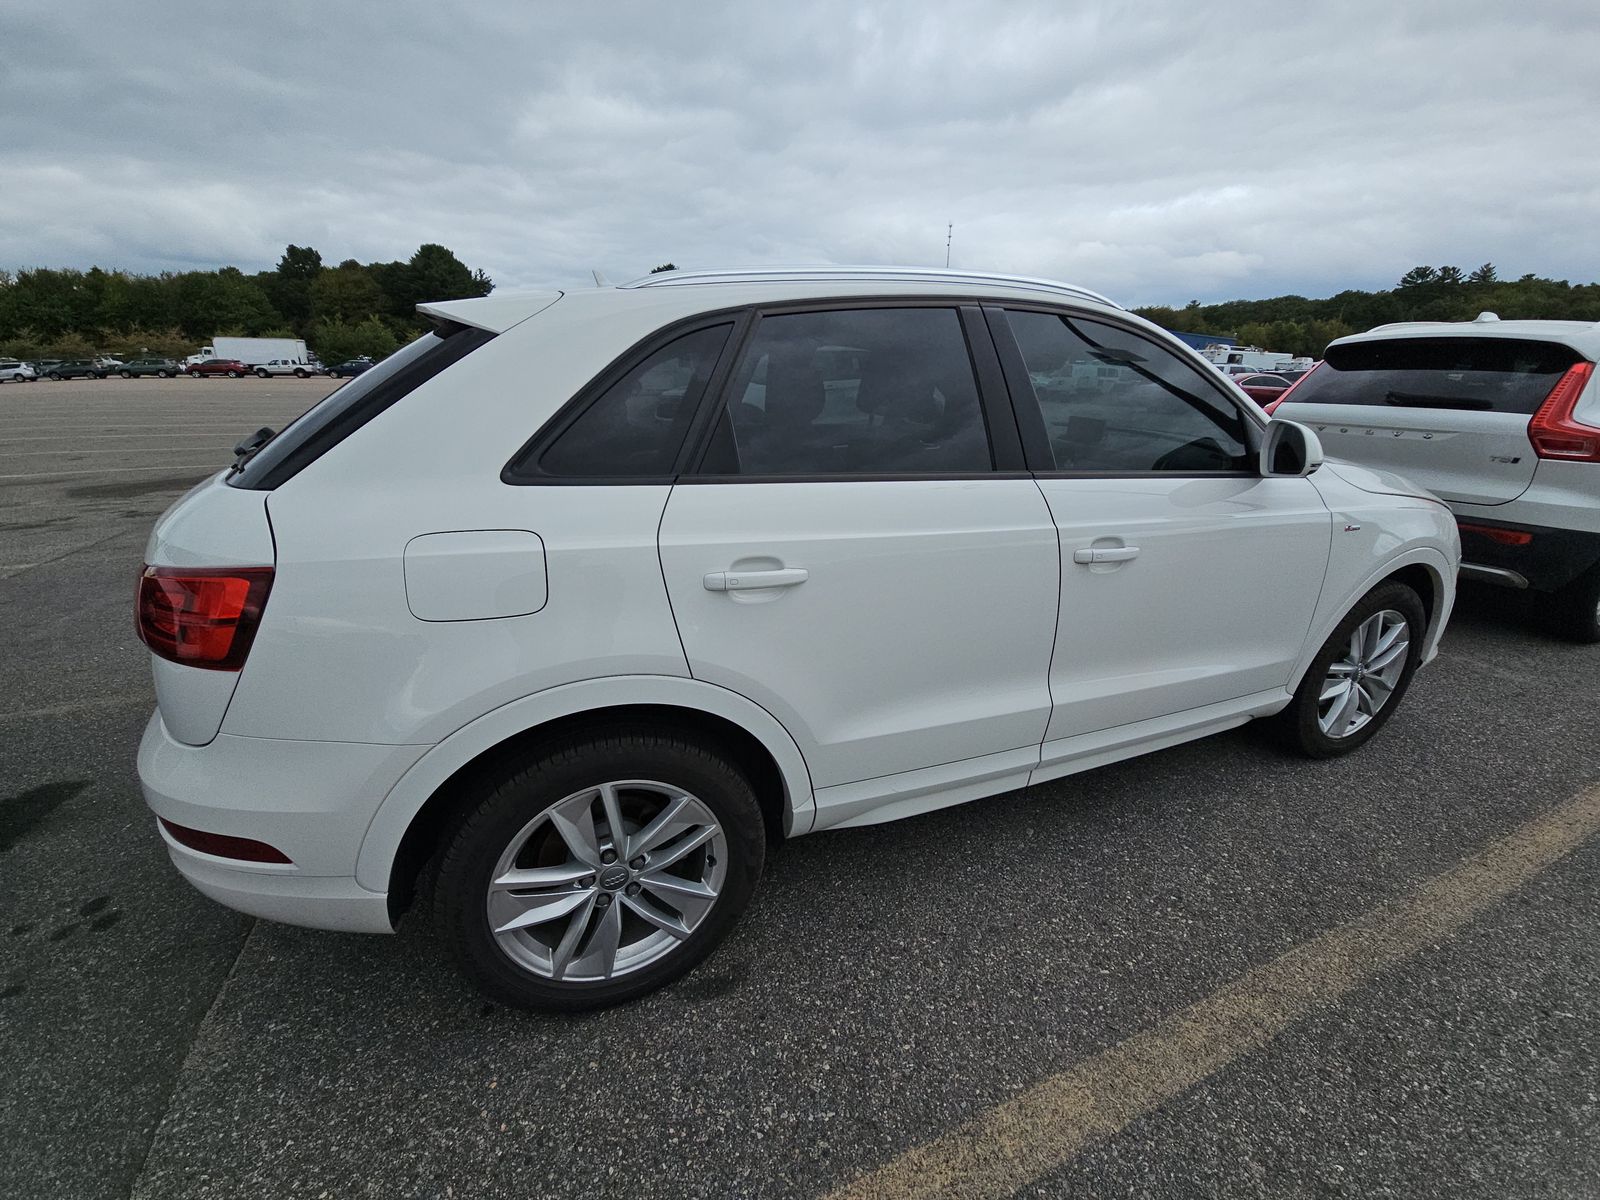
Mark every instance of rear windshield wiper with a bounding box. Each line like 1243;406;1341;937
229;426;277;475
1383;392;1493;411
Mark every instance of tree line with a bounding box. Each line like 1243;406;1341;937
1133;265;1600;359
0;243;493;364
5;253;1597;367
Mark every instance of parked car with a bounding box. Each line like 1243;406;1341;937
136;266;1460;1011
1270;312;1600;641
0;360;38;382
117;358;181;378
45;359;105;379
253;359;322;378
186;358;249;378
1233;372;1294;405
326;358;374;379
94;355;125;370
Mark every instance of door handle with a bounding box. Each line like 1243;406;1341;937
1072;546;1140;565
703;567;809;592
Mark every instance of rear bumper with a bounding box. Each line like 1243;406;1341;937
137;712;430;933
1455;518;1600;593
155;827;394;933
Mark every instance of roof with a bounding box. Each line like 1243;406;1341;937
416;266;1131;339
1337;315;1600;355
621;266;1121;309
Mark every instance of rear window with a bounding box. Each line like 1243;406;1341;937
229;324;495;489
1289;337;1581;414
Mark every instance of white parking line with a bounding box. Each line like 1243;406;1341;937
0;464;219;481
0;447;230;458
3;432;249;442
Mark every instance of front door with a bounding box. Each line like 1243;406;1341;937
995;307;1331;746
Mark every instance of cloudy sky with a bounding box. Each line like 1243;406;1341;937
2;0;1596;306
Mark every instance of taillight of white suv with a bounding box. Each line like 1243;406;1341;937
136;566;274;671
1528;361;1599;461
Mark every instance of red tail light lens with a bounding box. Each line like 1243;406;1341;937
159;817;292;864
137;565;273;671
1528;361;1599;461
1263;363;1321;417
1457;522;1534;547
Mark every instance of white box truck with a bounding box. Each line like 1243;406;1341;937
184;337;310;368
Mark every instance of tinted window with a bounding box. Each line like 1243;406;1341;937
231;325;495;490
1286;337;1580;414
1007;311;1251;472
702;308;991;476
533;323;732;477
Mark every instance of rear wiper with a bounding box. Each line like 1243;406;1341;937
229;426;277;474
1383;392;1492;411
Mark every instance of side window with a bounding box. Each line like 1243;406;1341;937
701;307;992;476
1007;311;1251;473
534;323;733;478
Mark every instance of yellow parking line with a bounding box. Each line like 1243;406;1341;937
825;785;1600;1200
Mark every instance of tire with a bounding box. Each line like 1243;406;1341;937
329;370;342;379
294;368;308;378
226;370;240;378
1271;581;1426;758
1549;563;1600;643
158;370;171;378
120;370;132;379
433;729;766;1011
256;369;270;378
48;372;61;380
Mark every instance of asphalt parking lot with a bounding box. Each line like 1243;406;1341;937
2;376;1597;1199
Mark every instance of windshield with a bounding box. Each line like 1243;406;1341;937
1289;336;1581;415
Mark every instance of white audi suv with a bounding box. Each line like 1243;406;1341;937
136;267;1460;1008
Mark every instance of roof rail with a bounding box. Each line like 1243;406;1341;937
620;266;1123;309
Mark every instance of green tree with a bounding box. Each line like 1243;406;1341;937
1436;265;1465;285
1468;262;1498;285
1398;266;1438;288
309;263;382;324
309;315;402;364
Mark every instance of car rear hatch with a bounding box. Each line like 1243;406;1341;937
1274;335;1587;505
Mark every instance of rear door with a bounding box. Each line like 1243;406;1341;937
658;304;1059;791
1275;336;1583;505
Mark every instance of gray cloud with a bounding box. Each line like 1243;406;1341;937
2;0;1597;305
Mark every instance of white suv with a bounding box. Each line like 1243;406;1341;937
1272;314;1600;640
136;267;1459;1009
0;360;37;382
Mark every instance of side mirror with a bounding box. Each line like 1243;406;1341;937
1260;419;1324;477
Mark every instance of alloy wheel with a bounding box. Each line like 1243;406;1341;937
486;780;727;983
1318;609;1410;738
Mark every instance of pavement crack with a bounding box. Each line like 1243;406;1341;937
122;919;258;1200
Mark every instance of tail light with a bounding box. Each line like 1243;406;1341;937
1263;362;1321;417
1528;361;1599;460
137;565;273;671
1457;522;1534;547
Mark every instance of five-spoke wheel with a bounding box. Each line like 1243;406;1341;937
435;731;764;1010
1274;581;1425;758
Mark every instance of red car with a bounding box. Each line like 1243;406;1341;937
1232;372;1293;405
187;358;249;378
